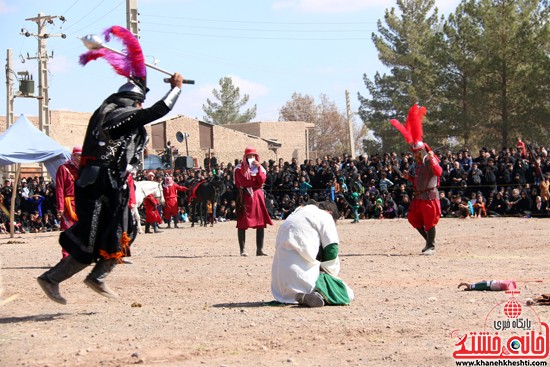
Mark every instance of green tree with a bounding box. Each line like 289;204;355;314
202;77;257;125
462;0;550;148
429;1;485;147
358;0;442;152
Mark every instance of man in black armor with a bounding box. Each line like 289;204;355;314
37;73;184;304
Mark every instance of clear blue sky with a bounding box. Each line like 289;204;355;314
0;0;460;123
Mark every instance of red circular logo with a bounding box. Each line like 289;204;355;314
503;299;522;319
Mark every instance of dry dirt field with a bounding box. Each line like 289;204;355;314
1;217;549;367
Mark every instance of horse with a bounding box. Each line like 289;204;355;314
133;180;165;233
190;178;226;227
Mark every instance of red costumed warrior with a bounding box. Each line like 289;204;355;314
55;146;82;260
234;146;273;256
162;176;187;228
144;193;163;234
391;104;442;255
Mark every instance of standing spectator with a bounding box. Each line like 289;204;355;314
459;150;473;173
234;146;273;257
466;163;482;196
350;187;360;223
55;146;82;259
298;176;312;199
209;152;218;174
378;171;394;193
482;158;498;199
449;161;465;195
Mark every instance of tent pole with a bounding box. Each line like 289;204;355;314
9;164;20;238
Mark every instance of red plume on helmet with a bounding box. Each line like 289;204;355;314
79;26;146;88
390;104;427;152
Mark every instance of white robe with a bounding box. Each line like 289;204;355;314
271;205;354;304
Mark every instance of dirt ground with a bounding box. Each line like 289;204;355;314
1;217;549;367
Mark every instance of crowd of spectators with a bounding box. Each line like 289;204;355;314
2;143;550;234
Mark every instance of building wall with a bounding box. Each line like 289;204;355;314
156;116;279;167
225;121;312;164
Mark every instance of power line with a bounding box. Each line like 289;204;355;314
140;28;371;41
65;0;124;37
140;21;375;33
61;0;107;32
140;14;377;25
61;0;82;16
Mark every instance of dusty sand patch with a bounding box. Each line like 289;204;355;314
0;217;549;366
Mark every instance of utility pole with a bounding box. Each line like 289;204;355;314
5;49;14;130
127;0;144;170
345;90;354;158
127;0;139;38
3;49;15;181
21;13;66;136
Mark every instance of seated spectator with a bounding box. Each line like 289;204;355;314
215;206;226;222
487;191;506;216
13;209;27;234
335;195;351;219
226;200;238;221
439;191;451;217
357;198;366;219
383;196;397;219
280;195;296;220
42;211;57;232
29;211;44;233
505;189;521;216
373;198;383;219
516;190;532;217
530;196;547;218
397;194;410;218
178;208;189;223
473;192;487;218
458;197;472;219
0;210;7;234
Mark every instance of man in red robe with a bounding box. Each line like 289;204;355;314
55;146;81;259
234;146;273;256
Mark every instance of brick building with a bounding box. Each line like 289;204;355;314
0;111;313;178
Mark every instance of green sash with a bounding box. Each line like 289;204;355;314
315;273;351;305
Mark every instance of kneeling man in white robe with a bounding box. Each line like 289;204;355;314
271;200;354;307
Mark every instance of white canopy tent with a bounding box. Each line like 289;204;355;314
0;114;71;237
0;114;70;177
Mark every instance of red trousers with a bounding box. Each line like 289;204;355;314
407;199;440;231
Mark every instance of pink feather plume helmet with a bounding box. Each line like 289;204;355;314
79;26;147;96
390;104;432;153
